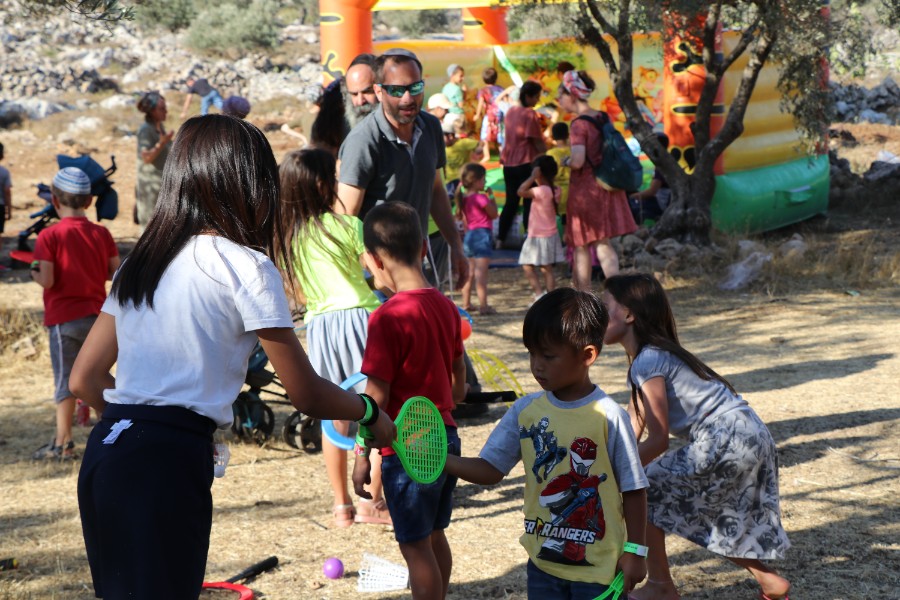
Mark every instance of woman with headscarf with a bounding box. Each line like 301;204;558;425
135;91;173;231
557;70;636;289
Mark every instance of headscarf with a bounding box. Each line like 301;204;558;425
561;70;592;101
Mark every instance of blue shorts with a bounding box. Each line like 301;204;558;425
464;228;493;259
382;426;460;544
526;560;610;599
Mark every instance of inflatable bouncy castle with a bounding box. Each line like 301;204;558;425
318;0;829;234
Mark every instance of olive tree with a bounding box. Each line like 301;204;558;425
539;0;881;243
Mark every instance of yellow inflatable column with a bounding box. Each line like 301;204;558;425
319;0;378;84
462;6;509;45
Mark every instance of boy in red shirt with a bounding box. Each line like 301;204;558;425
352;202;466;599
31;167;120;460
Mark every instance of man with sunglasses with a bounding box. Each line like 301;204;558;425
337;48;468;287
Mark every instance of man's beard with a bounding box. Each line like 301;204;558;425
345;99;376;128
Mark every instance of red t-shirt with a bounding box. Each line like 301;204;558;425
33;216;118;326
362;288;462;454
500;105;543;167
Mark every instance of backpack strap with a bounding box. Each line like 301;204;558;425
573;112;609;168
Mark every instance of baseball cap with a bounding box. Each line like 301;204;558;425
53;167;91;195
441;113;462;134
446;63;461;78
428;93;452;111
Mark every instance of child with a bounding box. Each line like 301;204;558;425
70;116;395;599
444;288;648;598
546;122;571;217
0;142;11;236
443;115;483;195
30;167;120;460
601;273;791;600
454;163;498;315
279;148;389;528
352;201;466;600
517;156;566;304
628;133;670;226
442;63;467;116
473;67;504;165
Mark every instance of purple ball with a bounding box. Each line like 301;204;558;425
323;557;344;579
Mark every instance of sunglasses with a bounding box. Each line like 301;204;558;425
379;80;426;98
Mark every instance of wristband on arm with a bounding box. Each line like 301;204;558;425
623;542;649;557
357;393;379;427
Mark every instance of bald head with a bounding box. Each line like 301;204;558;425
344;63;378;126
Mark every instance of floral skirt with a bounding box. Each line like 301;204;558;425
645;405;791;560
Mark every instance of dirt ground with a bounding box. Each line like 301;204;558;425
0;113;898;600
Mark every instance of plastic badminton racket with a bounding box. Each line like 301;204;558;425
201;556;278;599
360;396;447;484
592;571;624;600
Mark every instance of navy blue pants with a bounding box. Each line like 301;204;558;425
78;404;216;599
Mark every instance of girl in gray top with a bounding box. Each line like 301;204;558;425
602;273;791;600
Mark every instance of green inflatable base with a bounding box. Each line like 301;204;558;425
711;154;830;234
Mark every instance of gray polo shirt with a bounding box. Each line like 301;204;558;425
338;107;446;234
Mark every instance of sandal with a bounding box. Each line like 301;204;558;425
354;498;393;526
332;504;355;528
478;306;497;315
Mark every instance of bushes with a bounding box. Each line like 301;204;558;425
186;0;281;53
135;0;197;32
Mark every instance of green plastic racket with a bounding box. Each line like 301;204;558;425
360;396;447;484
593;571;624;600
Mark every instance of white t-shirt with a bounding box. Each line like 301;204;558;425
102;235;293;427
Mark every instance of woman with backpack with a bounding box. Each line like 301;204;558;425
558;70;636;290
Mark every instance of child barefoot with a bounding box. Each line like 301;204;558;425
454;163;498;315
517;156;566;304
445;288;648;597
602;273;791;600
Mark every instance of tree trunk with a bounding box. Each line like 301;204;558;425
652;168;716;245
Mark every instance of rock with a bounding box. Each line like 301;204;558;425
653;238;683;259
736;239;766;260
621;234;644;256
99;94;136;110
719;251;772;291
778;233;808;261
863;161;900;183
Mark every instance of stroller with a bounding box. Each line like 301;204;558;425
232;341;322;451
16;154;118;252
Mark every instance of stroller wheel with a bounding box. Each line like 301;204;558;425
282;411;321;453
232;391;275;445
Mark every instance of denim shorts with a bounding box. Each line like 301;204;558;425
526;560;610;599
382;426;460;544
464;227;493;259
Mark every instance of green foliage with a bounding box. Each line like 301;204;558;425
375;9;457;38
20;0;135;23
507;3;582;42
186;0;281;53
134;0;195;32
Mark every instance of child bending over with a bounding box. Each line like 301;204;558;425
602;273;791;600
352;202;467;600
445;288;648;599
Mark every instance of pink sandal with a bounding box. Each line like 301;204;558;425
332;504;355;528
354;498;392;526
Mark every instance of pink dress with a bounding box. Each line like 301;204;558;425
565;114;637;247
